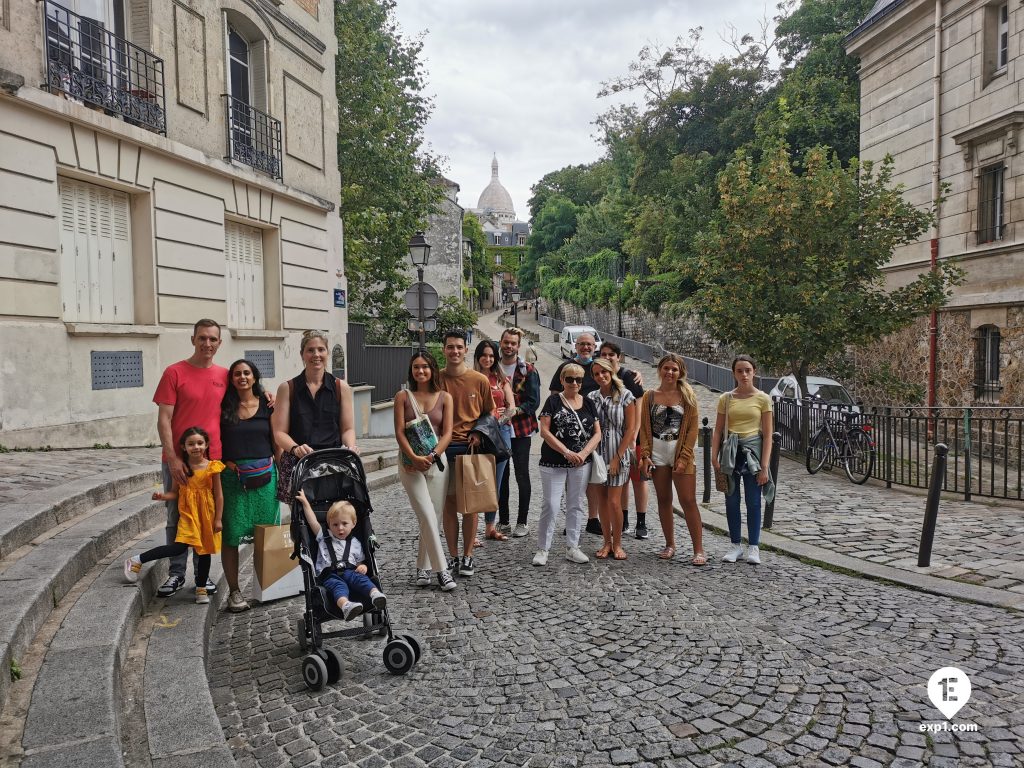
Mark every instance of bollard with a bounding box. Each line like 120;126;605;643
763;431;782;529
917;443;948;567
701;417;712;504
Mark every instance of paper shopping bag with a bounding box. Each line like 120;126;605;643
455;451;497;516
253;523;303;602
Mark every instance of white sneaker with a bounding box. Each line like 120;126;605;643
341;601;363;621
566;546;590;564
227;590;250;613
438;570;457;591
415;569;431;587
532;550;548;566
123;556;142;583
721;543;747;563
513;523;529;538
746;545;761;565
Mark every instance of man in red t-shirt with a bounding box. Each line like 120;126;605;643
151;319;228;597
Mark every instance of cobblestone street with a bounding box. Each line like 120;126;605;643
209;473;1024;767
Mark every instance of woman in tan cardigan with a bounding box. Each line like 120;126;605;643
637;354;705;564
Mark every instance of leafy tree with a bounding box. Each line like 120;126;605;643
519;196;579;292
695;141;962;408
461;213;490;307
527;163;610;220
336;0;444;343
432;296;477;341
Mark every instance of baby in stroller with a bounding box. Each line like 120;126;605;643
296;489;387;621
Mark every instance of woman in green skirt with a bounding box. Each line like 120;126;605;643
220;359;281;612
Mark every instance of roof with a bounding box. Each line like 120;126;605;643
476;155;515;216
845;0;911;43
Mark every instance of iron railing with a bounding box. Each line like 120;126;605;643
774;398;1024;502
43;0;166;134
346;323;415;404
539;314;778;392
223;94;282;180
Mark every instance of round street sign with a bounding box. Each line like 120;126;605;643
404;282;440;317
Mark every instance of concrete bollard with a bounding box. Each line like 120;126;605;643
917;443;948;567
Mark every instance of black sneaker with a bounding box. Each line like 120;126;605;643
635;522;649;540
196;578;218;596
447;556;460;575
585;518;603;536
157;574;185;597
459;556;475;576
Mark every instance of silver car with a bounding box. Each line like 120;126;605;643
770;375;860;437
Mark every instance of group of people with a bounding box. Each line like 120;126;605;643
396;328;776;590
124;320;378;616
123;319;776;610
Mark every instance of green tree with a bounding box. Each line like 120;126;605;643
461;212;490;307
519;196;579;292
432;296;477;341
695;142;962;406
337;0;444;343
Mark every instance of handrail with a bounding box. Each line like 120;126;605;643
42;0;166;135
223;94;283;180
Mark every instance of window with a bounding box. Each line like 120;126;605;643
974;325;1002;399
224;221;265;329
978;164;1005;243
58;178;133;322
998;3;1009;70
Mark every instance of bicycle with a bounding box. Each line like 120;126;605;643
805;404;875;484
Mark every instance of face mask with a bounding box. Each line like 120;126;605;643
577;355;592;364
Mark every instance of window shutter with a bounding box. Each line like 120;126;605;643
224;222;265;330
250;39;268;113
58;180;81;321
128;0;151;51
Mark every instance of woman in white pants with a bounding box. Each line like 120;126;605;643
533;364;602;566
394;351;457;591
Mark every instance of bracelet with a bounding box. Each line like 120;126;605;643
289;445;298;456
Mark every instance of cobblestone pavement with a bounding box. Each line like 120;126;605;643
482;311;1024;596
209;468;1024;767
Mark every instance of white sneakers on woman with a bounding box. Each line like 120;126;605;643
565;547;590;564
721;543;747;563
745;546;761;565
532;550;548;566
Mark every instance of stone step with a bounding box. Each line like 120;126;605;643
0;465;161;560
0;489;164;718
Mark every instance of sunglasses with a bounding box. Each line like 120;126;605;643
563;376;584;384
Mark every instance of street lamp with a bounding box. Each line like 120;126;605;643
511;289;521;330
409;231;431;350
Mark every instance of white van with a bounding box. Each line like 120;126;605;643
559;325;602;359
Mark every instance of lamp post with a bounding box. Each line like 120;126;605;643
409;231;431;350
511;289;521;329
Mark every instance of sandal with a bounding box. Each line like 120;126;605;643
486;529;508;541
692;551;707;566
595;546;611;559
613;547;628;560
658;546;676;560
473;537;484;548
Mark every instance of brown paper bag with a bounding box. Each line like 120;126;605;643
253;523;303;601
455;451;497;516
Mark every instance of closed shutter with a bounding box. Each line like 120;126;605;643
57;178;133;323
128;0;151;51
224;221;265;329
250;39;268;113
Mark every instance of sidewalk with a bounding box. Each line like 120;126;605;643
477;307;1024;610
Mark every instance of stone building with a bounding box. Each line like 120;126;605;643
846;0;1024;406
420;176;464;305
0;0;345;447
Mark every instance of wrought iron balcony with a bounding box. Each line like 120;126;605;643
43;0;166;135
223;94;283;180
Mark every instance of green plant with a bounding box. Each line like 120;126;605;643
93;442;114;449
10;659;21;682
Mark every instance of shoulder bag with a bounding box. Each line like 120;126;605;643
562;394;606;484
714;393;731;493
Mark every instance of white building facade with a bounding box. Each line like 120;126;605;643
0;0;345;447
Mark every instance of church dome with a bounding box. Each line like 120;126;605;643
477;155;515;217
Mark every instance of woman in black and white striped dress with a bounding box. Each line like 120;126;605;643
587;358;638;560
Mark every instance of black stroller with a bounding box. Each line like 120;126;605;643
287;448;423;689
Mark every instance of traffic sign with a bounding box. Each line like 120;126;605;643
404;282;439;317
407;318;437;332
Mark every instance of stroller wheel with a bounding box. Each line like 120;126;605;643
322;648;344;684
399;634;422;664
297;618;308;652
302;654;328;691
382;638;415;676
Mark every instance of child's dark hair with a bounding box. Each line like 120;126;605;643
179;426;211;476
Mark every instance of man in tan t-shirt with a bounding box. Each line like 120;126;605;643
438;330;494;578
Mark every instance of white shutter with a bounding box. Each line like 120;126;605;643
224;222;265;329
128;0;151;51
57;179;133;323
251;39;268;113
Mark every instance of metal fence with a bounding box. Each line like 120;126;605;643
346;324;415;403
773;398;1024;502
539;315;777;392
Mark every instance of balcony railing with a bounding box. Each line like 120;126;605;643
223;94;282;180
43;0;166;135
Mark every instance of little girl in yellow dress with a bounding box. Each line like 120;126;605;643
124;426;224;603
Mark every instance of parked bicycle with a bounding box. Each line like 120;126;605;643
805;403;876;484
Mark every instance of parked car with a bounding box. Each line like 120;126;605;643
559;325;603;359
769;375;861;438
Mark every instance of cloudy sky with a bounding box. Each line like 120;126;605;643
393;0;774;222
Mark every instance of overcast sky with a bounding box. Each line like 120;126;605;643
393;0;774;223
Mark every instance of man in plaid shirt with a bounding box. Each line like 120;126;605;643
496;327;541;538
